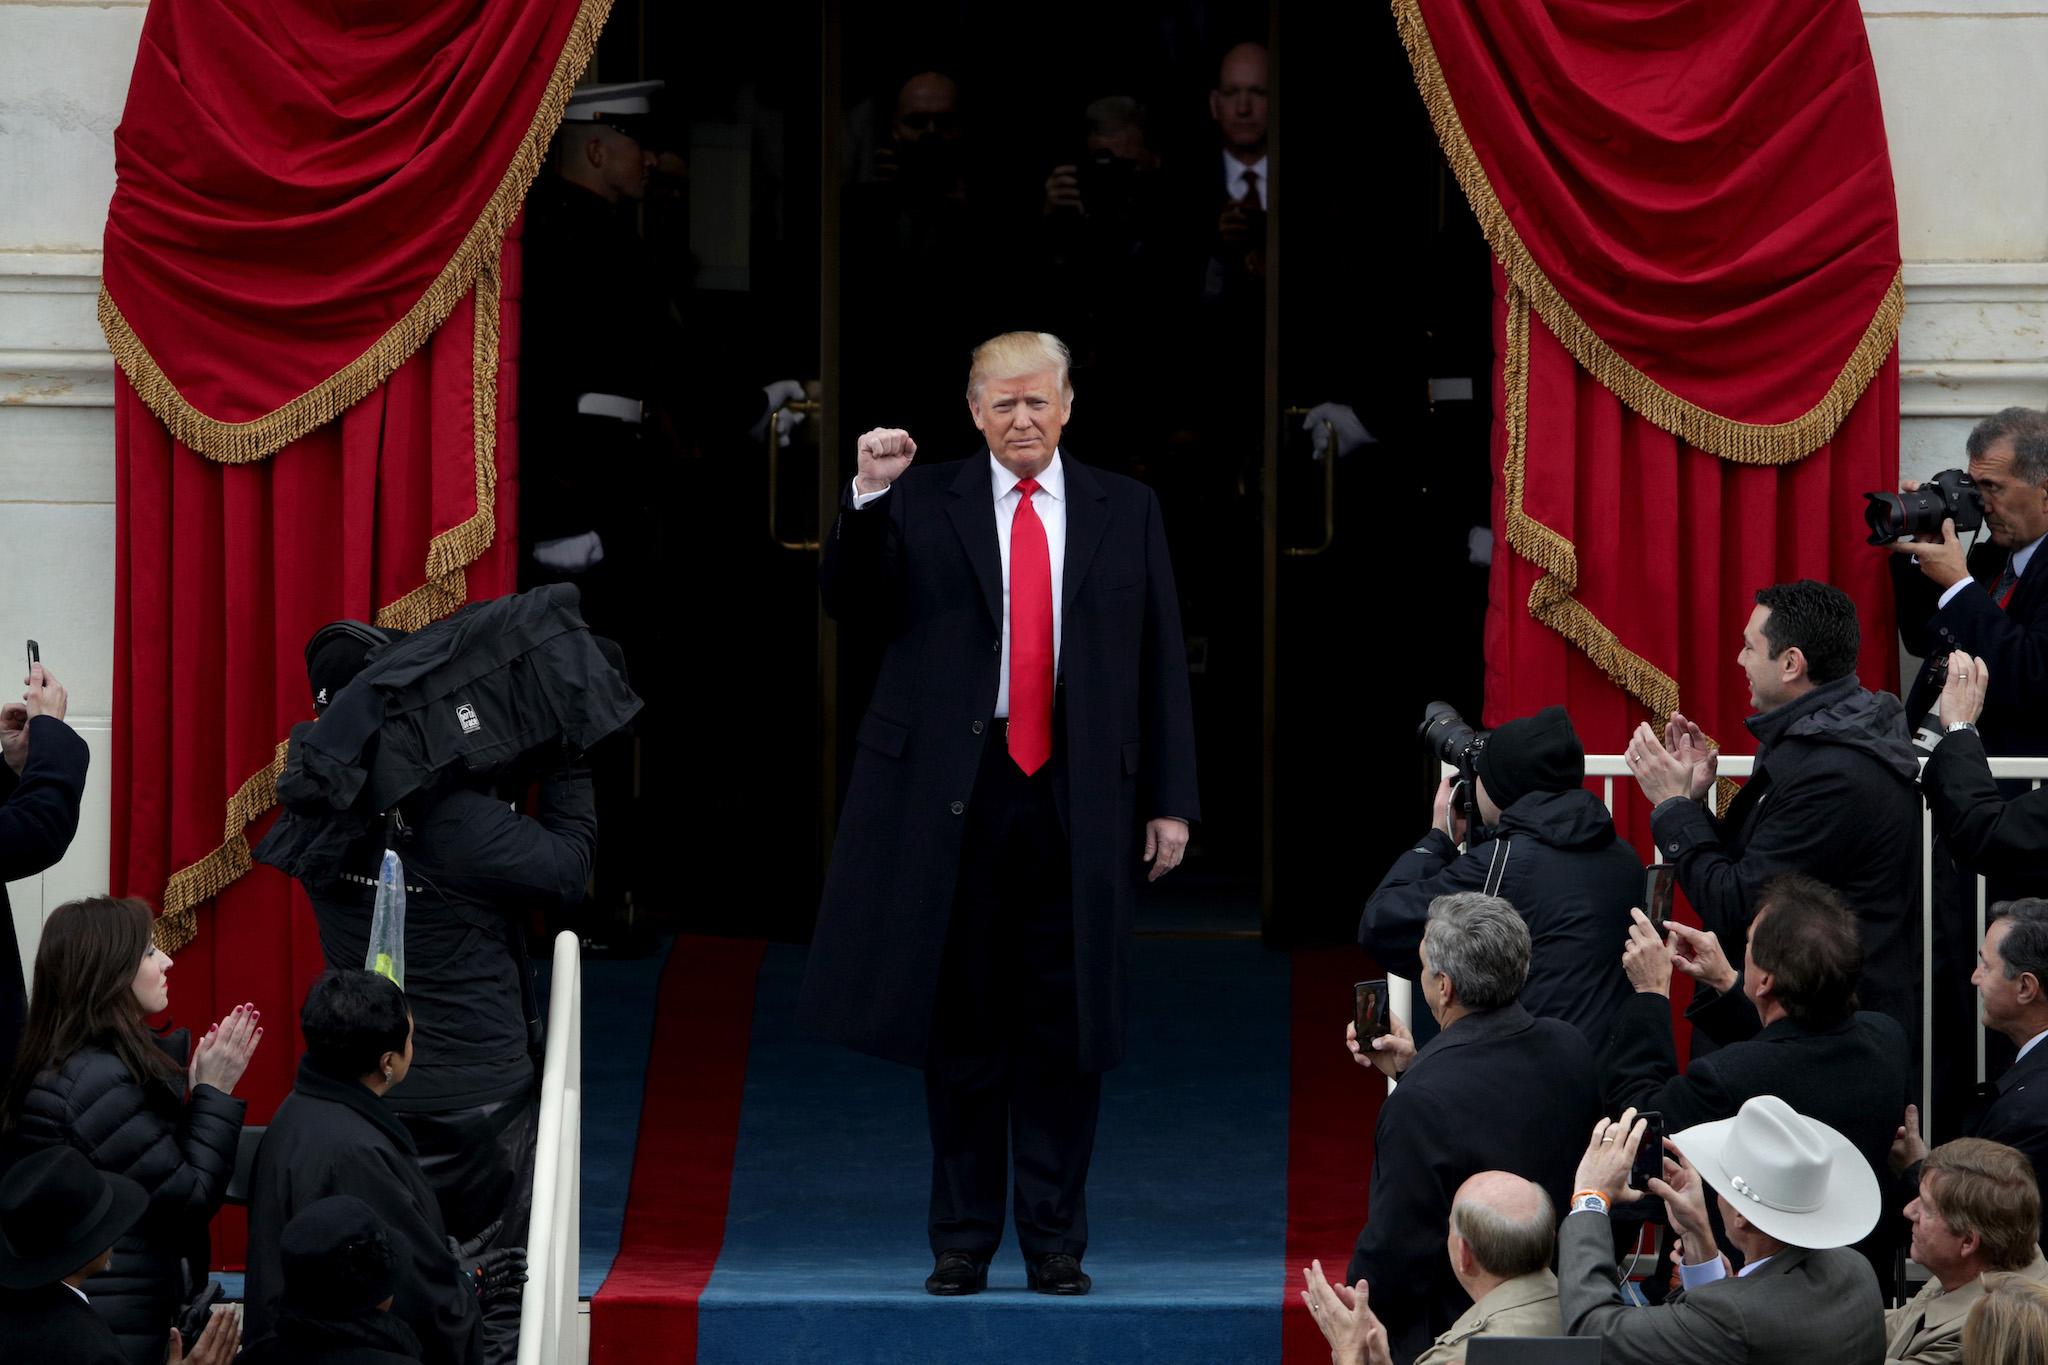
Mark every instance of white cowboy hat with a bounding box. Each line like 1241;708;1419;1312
1670;1094;1879;1250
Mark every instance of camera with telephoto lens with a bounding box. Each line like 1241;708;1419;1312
1419;701;1489;834
1863;468;1985;546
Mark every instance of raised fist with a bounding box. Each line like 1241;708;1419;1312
854;428;918;496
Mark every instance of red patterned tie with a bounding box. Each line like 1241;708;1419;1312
1008;477;1053;775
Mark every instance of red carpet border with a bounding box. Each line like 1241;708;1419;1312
589;935;767;1362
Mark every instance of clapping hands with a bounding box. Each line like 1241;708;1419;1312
189;1003;262;1095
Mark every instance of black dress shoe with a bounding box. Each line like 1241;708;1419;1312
1026;1253;1091;1296
925;1250;990;1296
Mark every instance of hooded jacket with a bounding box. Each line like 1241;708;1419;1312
1361;788;1643;1048
1649;673;1922;1044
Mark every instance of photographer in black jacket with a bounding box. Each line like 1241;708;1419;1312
277;623;596;1365
1362;706;1641;1049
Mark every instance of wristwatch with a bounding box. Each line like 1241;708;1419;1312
1947;720;1978;735
1570;1189;1611;1216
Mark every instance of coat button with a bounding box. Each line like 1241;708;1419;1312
1665;843;1680;855
971;720;985;734
992;640;1000;652
950;800;965;815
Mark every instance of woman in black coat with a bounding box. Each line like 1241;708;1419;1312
1;895;261;1365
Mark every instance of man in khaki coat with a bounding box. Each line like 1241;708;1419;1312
1301;1170;1560;1365
1887;1138;2048;1365
1415;1172;1562;1365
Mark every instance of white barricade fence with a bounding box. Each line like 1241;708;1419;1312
1391;753;2048;1136
518;930;584;1365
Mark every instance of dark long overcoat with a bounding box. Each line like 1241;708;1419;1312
799;451;1198;1074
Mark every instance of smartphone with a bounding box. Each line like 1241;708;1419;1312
1354;979;1391;1043
1644;865;1679;934
25;639;38;675
1629;1111;1666;1192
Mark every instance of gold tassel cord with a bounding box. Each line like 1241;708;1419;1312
1391;0;1901;465
101;0;613;465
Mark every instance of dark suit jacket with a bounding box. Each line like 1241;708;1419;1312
0;714;89;1070
1559;1210;1884;1364
801;451;1199;1073
1894;539;2048;754
1964;1039;2048;1242
1348;1002;1599;1364
0;1283;128;1364
1925;726;2048;890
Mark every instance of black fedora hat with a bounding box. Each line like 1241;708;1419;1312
0;1147;148;1289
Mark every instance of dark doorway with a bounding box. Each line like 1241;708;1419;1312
545;0;1495;944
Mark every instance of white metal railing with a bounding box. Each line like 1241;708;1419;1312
1396;753;2048;1138
518;931;584;1365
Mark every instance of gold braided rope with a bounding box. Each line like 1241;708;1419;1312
101;0;612;464
145;0;606;950
1392;0;1901;464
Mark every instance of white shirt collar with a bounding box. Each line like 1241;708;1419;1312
989;449;1066;504
1223;150;1268;195
1738;1253;1775;1278
65;1281;90;1304
2019;1028;2048;1064
2013;531;2045;582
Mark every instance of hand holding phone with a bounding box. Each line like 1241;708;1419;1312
1629;1111;1666;1193
1354;979;1390;1043
1643;865;1678;934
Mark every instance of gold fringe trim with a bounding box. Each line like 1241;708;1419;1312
102;0;613;464
152;180;511;950
1393;0;1902;464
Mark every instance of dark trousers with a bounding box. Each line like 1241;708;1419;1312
925;722;1101;1262
400;1094;539;1365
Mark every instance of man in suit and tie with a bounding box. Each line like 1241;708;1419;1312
799;331;1199;1297
1894;899;2048;1242
1888;406;2048;757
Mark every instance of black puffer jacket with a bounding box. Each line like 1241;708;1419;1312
1361;788;1644;1048
1649;674;1923;1046
7;1031;245;1365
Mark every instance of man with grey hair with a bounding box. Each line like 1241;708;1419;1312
1889;404;2048;755
1339;892;1597;1362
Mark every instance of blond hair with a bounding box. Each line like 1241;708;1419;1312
966;332;1073;403
1965;1278;2048;1365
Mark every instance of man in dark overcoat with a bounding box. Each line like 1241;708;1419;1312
799;330;1198;1297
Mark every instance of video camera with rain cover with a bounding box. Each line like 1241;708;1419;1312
1864;468;1985;546
1418;701;1488;838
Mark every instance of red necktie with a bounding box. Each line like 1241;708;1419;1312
1240;168;1262;210
1008;477;1053;775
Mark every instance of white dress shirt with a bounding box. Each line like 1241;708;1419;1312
1937;529;2044;610
2019;1027;2048;1065
849;450;1069;718
1678;1250;1776;1290
1223;151;1268;207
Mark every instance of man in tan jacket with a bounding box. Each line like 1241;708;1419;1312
1888;1138;2048;1365
1301;1170;1559;1365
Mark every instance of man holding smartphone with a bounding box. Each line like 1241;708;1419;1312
0;651;88;1070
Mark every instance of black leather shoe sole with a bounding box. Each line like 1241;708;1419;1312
1025;1258;1091;1296
924;1256;990;1296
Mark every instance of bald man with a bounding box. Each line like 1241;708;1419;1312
1304;1171;1562;1365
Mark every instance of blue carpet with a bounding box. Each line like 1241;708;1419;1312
692;940;1293;1364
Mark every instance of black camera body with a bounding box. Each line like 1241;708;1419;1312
1864;468;1985;546
1419;701;1488;834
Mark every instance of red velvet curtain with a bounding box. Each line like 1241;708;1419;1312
1397;0;1905;1038
110;246;521;1263
99;0;594;1264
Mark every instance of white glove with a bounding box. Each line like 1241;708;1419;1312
751;378;809;446
532;531;606;574
1302;402;1373;460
